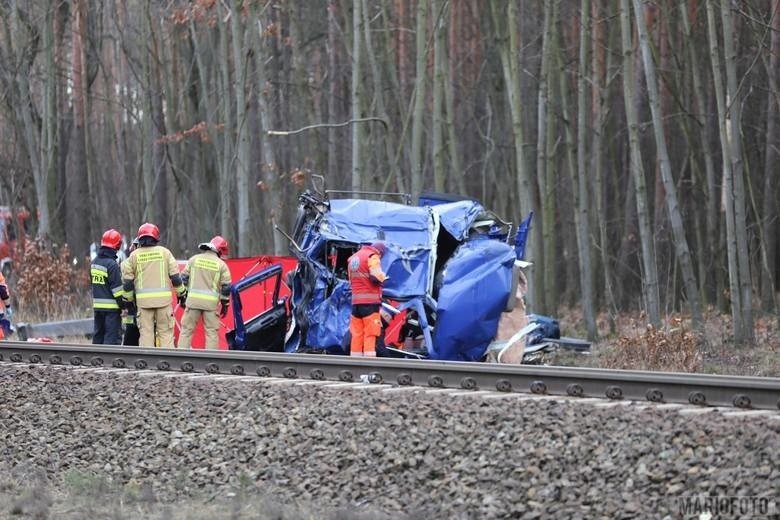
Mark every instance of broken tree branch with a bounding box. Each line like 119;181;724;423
267;117;389;136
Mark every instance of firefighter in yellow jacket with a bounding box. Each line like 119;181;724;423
178;236;232;349
121;223;186;348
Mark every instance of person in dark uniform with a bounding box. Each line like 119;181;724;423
91;229;124;344
121;238;140;346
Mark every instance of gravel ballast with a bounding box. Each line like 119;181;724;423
0;363;778;519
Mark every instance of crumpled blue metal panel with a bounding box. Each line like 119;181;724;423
304;279;351;353
321;199;432;248
315;199;436;300
379;245;431;299
432;200;485;241
432;239;516;361
294;199;438;352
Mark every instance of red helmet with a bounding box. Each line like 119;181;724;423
137;222;160;241
210;235;229;257
369;241;387;256
198;235;230;257
101;229;122;250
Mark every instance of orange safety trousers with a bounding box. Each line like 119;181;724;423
349;312;381;357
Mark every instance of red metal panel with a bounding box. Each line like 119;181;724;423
173;255;297;349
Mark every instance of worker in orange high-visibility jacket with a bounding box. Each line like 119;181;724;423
347;242;389;357
121;223;185;348
91;229;125;344
178;236;232;349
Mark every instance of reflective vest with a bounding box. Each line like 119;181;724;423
122;245;183;308
183;250;231;311
91;248;123;311
348;247;384;305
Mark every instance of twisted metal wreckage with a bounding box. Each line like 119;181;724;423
229;181;588;363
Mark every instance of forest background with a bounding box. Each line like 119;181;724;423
0;0;777;349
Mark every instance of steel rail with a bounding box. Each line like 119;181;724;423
1;341;779;410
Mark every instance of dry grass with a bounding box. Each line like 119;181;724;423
556;305;780;376
598;318;702;372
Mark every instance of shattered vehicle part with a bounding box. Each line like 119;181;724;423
233;188;521;361
289;192;518;361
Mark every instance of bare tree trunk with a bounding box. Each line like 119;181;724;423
760;0;779;312
362;0;403;193
432;0;446;192
100;3;123;234
491;0;539;310
410;0;429;198
543;76;558;312
140;1;155;223
78;0;97;236
230;0;251;256
189;17;222;235
706;0;745;341
350;0;364;193
680;1;720;306
619;0;660;325
148;11;169;236
633;0;702;327
3;1;51;239
327;2;340;180
67;0;92;253
719;0;754;340
40;3;56;239
592;0;616;330
251;2;284;255
555;25;577;291
537;0;556;314
442;25;463;194
575;0;597;340
614;160;638;309
378;1;410;192
218;2;234;238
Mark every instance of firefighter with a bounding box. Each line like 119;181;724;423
121;238;140;346
347;242;388;357
91;229;124;344
178;236;232;349
121;223;185;348
0;271;11;340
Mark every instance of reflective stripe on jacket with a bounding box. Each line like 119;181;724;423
122;245;183;309
91;247;123;311
183;251;232;311
348;246;386;305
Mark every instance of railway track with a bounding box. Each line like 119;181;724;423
2;340;779;410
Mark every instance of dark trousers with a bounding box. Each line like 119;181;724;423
123;322;140;346
93;311;122;345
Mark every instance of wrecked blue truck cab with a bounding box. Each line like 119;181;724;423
232;190;523;361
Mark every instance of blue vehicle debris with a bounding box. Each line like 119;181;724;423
289;192;519;361
227;182;589;362
227;184;587;362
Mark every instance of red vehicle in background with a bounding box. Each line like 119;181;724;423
0;207;30;277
